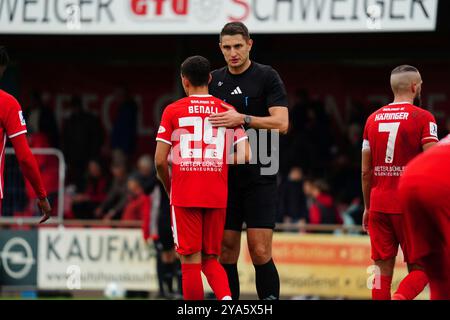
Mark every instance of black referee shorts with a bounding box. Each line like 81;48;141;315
157;203;175;252
225;182;278;231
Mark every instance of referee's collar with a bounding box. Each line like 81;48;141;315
227;61;254;76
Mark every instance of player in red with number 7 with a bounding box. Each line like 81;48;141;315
0;46;51;223
361;65;439;300
154;56;251;300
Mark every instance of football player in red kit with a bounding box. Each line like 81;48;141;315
154;56;251;300
399;134;450;300
0;46;51;222
361;65;439;300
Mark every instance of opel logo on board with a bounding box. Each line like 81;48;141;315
0;237;35;279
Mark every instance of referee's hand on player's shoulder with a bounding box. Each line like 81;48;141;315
38;197;52;224
209;103;244;128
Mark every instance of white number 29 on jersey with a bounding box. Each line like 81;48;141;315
378;122;400;164
178;116;226;159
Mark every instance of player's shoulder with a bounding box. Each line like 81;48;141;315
0;89;19;105
252;61;274;71
251;61;279;76
164;97;189;111
366;106;384;122
408;104;434;118
438;134;450;146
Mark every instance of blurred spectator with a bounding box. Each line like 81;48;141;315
62;96;104;189
345;100;367;132
111;87;138;157
122;174;151;222
303;101;335;174
25;91;59;148
136;154;157;195
290;89;310;134
341;197;364;231
95;159;129;220
277;166;308;225
441;117;450;138
329;121;363;226
303;178;343;231
72;159;108;219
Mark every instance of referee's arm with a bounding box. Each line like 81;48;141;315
210;105;289;134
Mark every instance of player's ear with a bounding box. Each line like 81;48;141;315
181;76;189;94
247;38;253;50
208;73;212;85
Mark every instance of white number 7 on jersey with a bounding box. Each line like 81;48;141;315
378;122;400;164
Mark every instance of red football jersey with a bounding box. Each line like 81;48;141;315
0;90;28;199
363;102;439;213
156;94;247;208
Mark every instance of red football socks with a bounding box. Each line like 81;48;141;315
393;270;428;300
181;263;204;300
372;275;393;300
202;258;232;300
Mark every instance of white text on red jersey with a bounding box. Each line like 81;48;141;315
375;112;409;121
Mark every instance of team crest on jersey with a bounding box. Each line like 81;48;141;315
158;126;166;134
19;111;26;125
430;122;438;137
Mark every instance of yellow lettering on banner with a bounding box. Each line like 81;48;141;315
237;233;429;299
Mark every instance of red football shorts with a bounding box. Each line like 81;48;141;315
170;206;226;256
399;175;450;265
369;211;410;263
399;175;450;299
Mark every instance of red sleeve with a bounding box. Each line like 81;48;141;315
362;117;372;151
420;111;439;145
10;134;47;199
4;95;27;139
233;125;248;146
156;106;174;145
363;119;369;140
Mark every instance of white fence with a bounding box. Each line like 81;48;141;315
1;148;65;224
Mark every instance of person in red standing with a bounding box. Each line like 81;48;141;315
122;174;151;224
71;159;108;219
154;56;251;300
0;46;51;222
361;65;439;300
303;179;343;230
399;134;450;300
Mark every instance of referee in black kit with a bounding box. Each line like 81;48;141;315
209;22;289;300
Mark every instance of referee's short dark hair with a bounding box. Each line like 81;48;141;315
220;22;250;41
181;55;211;87
0;46;10;67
